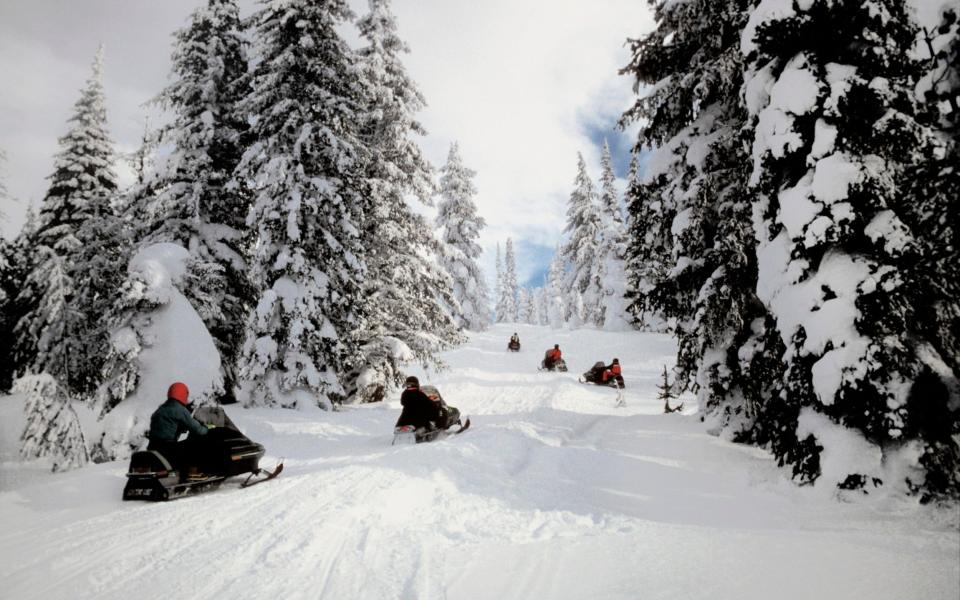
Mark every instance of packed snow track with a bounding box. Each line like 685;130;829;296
1;326;957;599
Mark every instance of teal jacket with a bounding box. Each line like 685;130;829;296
149;399;208;443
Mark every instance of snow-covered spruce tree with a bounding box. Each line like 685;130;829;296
534;286;549;326
0;207;36;391
522;287;538;325
436;142;491;330
743;0;958;495
494;242;503;319
13;46;122;395
545;247;567;329
496;237;519;322
144;0;252;401
516;288;531;324
350;0;462;403
15;374;89;471
897;4;960;499
621;0;784;451
0;149;14;390
594;140;630;329
562;153;603;326
237;0;367;409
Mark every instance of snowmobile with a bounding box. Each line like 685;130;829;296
580;362;626;407
539;357;568;372
579;362;625;388
392;385;470;445
123;405;282;501
507;339;521;352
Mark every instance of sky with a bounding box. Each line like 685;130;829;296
0;0;654;289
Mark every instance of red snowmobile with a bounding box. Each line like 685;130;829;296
123;406;282;501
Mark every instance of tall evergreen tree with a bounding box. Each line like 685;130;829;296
546;247;567;329
351;0;462;402
497;237;519;322
621;0;784;450
436;142;490;330
237;0;367;408
144;0;252;400
494;242;503;319
594;140;630;329
562;153;603;325
13;46;122;393
517;288;531;324
743;0;958;495
892;4;960;499
518;287;537;325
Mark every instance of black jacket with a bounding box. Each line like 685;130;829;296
148;399;208;443
396;387;441;429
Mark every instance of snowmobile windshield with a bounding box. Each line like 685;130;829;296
420;385;443;402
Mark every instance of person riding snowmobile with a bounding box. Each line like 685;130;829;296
583;359;625;387
147;382;210;470
601;358;624;387
542;344;563;370
395;376;443;432
508;333;521;351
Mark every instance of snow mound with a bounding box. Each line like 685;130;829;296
98;243;222;458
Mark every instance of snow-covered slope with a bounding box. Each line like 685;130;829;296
1;325;957;599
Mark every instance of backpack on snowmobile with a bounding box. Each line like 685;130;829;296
123;405;280;501
392;385;469;444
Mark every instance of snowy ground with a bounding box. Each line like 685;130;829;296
1;325;957;600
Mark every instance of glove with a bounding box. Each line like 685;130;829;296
206;423;216;429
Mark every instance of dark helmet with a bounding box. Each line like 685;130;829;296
612;358;619;364
405;375;420;388
554;344;559;349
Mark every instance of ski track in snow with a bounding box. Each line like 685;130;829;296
1;325;957;599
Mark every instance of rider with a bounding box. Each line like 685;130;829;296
543;344;562;370
396;376;442;431
147;382;209;469
601;358;624;386
509;332;520;349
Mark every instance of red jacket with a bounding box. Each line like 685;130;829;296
546;349;562;361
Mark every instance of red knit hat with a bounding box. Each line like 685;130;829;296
167;382;190;405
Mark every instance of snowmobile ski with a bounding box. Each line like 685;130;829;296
240;462;284;488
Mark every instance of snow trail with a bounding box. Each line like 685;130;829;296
1;325;957;599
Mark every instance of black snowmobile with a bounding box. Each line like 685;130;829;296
539;356;568;372
507;339;521;352
580;362;625;388
123;405;282;501
392;385;470;445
